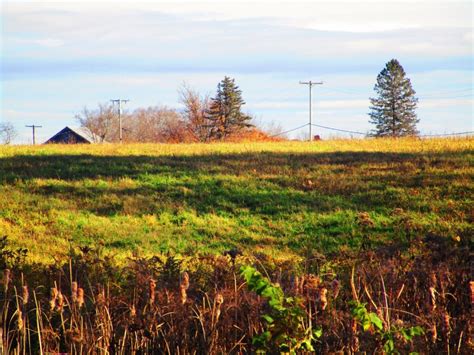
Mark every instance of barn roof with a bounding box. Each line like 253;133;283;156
44;126;102;144
67;126;101;142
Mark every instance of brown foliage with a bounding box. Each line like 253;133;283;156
0;236;470;354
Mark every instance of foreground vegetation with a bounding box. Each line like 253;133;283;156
0;138;472;352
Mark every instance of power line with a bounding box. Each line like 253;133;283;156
311;124;367;135
25;124;42;145
299;80;323;141
270;123;309;137
271;123;472;138
111;99;129;144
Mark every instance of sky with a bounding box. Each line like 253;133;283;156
1;0;473;143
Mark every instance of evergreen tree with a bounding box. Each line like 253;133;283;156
369;59;419;137
206;76;253;140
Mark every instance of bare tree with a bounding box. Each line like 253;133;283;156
75;103;115;142
123;106;190;143
0;122;17;144
178;84;210;142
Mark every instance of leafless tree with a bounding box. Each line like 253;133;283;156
178;84;211;142
75;103;115;142
0;122;17;144
123;106;190;143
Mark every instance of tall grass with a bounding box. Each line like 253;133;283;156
0;234;470;353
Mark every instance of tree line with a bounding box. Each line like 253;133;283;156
76;77;275;143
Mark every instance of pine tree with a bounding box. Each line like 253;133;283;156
206;77;253;140
369;59;419;137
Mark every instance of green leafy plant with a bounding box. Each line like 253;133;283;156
350;301;424;354
240;265;321;354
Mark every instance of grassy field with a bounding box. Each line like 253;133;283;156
0;138;472;264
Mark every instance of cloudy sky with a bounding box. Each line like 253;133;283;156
1;0;472;142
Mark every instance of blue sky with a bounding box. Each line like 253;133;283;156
1;0;473;143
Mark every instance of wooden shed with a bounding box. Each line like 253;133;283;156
44;126;99;144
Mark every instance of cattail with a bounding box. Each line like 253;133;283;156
215;293;224;305
96;288;105;306
351;319;359;352
318;287;328;311
22;285;29;305
130;304;136;317
77;287;85;308
50;287;58;311
71;281;78;303
429;287;437;311
148;278;156;305
215;293;224;321
179;272;190;305
56;291;64;312
17;309;23;331
179;284;187;305
181;272;190;290
431;323;438;343
331;279;340;299
442;312;450;335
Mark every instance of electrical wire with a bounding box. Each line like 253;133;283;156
270;123;309;137
271;123;473;138
311;123;367;135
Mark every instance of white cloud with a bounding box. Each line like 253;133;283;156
33;38;65;47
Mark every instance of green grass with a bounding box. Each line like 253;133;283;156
0;138;472;264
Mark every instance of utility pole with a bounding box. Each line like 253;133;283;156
299;81;323;141
110;99;129;144
25;124;42;145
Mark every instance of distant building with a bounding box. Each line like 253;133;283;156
44;126;101;144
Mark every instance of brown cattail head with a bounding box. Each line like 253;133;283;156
318;287;328;311
71;281;78;303
22;285;29;305
17;309;23;331
431;323;438;343
181;272;190;290
179;284;187;305
351;319;358;334
96;288;105;306
215;293;224;322
50;287;58;311
130;304;136;317
77;288;85;308
443;312;451;334
332;279;340;299
429;287;437;311
351;319;359;352
56;291;64;312
148;278;156;305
